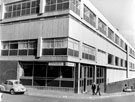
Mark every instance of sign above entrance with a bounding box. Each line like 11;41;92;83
65;62;75;67
49;62;64;66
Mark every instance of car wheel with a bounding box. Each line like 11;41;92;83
10;89;15;95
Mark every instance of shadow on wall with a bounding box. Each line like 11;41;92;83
106;78;135;93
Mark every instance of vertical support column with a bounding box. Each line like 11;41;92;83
96;16;99;30
126;46;129;78
94;65;97;83
75;63;80;94
1;2;5;20
37;37;42;58
80;0;84;19
77;63;80;94
39;0;46;14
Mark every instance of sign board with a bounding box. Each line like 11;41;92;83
65;62;75;67
49;62;64;66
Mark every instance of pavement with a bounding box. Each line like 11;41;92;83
25;88;135;100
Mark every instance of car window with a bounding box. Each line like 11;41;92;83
4;81;8;84
15;81;21;84
8;81;13;85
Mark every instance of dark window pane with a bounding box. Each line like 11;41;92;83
42;49;53;55
20;79;32;85
47;66;60;78
34;65;46;77
16;10;21;16
26;9;30;15
57;4;62;10
50;4;56;11
22;9;26;15
47;80;59;87
28;49;36;55
45;6;50;12
61;81;73;87
1;50;9;56
9;50;18;55
18;50;27;55
68;49;74;56
63;2;69;9
55;48;67;55
61;66;74;78
33;80;45;86
10;43;18;49
21;64;33;76
74;50;79;57
31;8;36;14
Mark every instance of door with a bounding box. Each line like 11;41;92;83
83;66;88;93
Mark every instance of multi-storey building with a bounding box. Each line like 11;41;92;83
0;0;135;93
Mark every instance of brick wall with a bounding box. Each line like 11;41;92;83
0;61;18;84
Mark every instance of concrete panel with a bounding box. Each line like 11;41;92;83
106;68;127;83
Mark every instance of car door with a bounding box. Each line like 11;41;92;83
6;81;13;91
3;81;8;91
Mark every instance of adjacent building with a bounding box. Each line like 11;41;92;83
0;0;135;93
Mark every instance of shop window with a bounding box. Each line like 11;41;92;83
34;65;46;77
47;66;60;78
61;66;74;78
61;81;73;87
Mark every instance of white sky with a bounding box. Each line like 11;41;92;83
89;0;135;48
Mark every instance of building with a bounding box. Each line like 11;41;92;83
0;0;135;93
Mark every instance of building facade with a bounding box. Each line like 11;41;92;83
0;0;135;93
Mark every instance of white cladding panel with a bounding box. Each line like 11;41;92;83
107;69;126;83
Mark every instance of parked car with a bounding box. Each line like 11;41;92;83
0;80;26;95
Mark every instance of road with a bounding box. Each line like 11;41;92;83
2;93;135;102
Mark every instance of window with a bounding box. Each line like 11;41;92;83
68;38;79;57
120;39;124;48
4;0;39;19
120;59;123;67
115;34;119;45
1;40;37;56
96;66;105;84
83;5;96;27
115;56;119;66
45;0;80;16
98;19;107;35
42;38;68;55
82;44;96;61
108;28;114;41
108;54;114;65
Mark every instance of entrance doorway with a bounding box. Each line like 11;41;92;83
80;65;94;93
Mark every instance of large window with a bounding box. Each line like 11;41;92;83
1;40;37;56
83;5;96;27
42;38;68;55
5;0;39;19
68;38;79;57
108;28;114;41
82;44;96;61
96;66;105;84
98;19;107;35
45;0;80;15
115;34;119;45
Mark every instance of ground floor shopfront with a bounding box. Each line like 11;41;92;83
17;61;106;93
